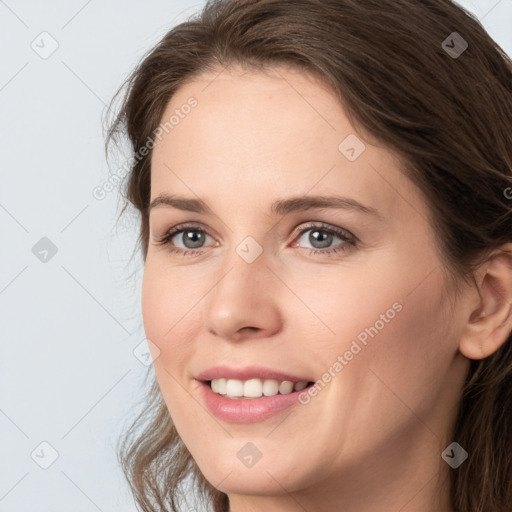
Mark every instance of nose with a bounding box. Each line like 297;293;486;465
204;244;282;342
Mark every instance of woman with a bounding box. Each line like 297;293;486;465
105;0;512;510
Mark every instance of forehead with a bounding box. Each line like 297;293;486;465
149;66;426;223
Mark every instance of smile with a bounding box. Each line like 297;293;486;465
198;380;316;423
209;378;312;398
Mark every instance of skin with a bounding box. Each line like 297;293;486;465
142;65;512;512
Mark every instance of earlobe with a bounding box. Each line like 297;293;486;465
459;244;512;361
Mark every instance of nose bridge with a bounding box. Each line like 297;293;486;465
215;234;268;300
205;234;281;339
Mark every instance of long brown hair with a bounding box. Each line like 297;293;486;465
105;1;512;510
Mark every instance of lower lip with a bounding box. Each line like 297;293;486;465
198;381;308;423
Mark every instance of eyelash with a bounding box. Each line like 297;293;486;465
155;221;357;258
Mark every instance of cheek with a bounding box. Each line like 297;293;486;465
141;265;219;469
308;261;455;415
141;260;200;353
141;282;195;438
141;263;192;404
350;270;457;418
280;262;404;365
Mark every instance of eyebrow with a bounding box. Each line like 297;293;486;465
149;194;382;218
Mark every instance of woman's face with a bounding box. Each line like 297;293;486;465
143;66;469;509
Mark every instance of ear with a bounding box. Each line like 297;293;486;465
459;243;512;360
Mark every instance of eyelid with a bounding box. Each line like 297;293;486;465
154;221;215;241
289;221;356;245
155;220;358;257
157;221;217;246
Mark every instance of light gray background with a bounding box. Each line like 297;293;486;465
1;1;511;511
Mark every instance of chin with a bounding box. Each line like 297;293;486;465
212;471;292;496
198;452;311;497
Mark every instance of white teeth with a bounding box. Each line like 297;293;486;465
244;378;263;398
211;378;226;395
210;378;310;398
262;379;279;396
278;381;294;394
294;381;308;391
226;379;244;397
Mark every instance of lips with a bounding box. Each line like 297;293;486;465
195;365;316;422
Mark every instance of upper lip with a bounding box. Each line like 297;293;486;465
196;365;313;383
